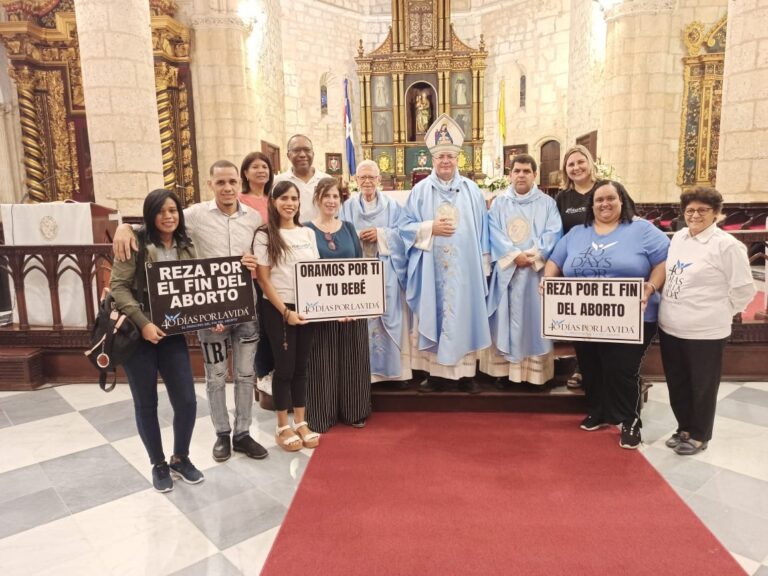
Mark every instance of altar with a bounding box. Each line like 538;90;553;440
355;0;487;188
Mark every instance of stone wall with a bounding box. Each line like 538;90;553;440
716;0;768;201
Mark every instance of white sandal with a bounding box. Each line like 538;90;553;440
292;421;320;449
275;424;302;452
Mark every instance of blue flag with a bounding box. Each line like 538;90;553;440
344;78;357;175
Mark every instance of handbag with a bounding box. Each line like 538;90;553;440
84;290;141;391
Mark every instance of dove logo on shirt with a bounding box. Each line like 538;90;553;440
571;241;618;277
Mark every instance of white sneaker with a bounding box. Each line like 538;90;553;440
257;372;273;395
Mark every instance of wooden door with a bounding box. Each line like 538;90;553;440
539;140;561;191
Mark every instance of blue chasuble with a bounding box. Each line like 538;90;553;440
487;185;562;362
341;192;409;378
399;170;491;365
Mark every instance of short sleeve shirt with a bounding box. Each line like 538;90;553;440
253;226;319;304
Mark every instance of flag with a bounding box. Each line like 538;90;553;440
344;78;357;175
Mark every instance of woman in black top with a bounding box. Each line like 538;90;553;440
305;177;372;431
554;145;600;389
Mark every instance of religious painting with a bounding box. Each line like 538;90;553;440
326;153;342;175
373;111;393;144
454;110;471;138
451;71;471;107
503;144;529;175
372;76;390;108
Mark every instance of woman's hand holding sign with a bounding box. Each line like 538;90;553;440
142;323;166;344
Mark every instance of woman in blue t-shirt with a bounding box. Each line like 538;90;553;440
544;180;669;449
305;177;372;432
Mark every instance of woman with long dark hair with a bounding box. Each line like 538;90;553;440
240;152;275;394
110;189;203;492
247;181;322;451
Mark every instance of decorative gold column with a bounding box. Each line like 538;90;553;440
155;62;178;190
9;67;47;203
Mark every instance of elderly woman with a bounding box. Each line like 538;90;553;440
544;180;669;449
305;177;372;431
555;145;601;388
658;187;756;455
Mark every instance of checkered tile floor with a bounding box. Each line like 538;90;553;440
1;381;767;575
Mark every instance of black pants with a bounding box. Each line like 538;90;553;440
261;300;317;412
574;322;656;426
658;329;727;443
253;280;274;378
123;335;197;465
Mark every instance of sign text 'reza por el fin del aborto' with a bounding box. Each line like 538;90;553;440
295;258;385;321
146;256;255;335
541;278;644;344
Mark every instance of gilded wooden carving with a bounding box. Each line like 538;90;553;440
355;0;487;186
678;17;727;188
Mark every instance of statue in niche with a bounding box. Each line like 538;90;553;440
454;76;468;105
415;90;432;134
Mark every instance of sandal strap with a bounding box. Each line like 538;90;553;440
276;424;293;434
302;431;320;441
292;421;310;429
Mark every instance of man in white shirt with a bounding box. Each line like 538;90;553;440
113;160;267;463
273;134;331;221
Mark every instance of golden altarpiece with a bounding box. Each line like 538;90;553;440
677;15;726;190
0;0;199;205
355;0;487;188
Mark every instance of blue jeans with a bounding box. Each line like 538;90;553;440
123;335;197;465
198;321;258;438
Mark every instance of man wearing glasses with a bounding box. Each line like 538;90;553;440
341;160;412;387
273;134;330;221
399;114;491;393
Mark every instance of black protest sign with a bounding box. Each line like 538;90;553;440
145;256;255;334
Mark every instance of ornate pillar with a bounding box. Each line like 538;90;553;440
155;62;178;190
716;0;768;201
600;0;678;202
74;0;164;215
8;66;46;202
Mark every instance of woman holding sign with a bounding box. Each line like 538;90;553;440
305;177;372;432
250;181;322;452
658;187;755;455
544;181;669;449
110;189;204;492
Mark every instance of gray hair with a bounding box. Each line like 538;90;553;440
356;159;380;176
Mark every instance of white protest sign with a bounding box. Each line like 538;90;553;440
295;258;385;321
541;278;644;344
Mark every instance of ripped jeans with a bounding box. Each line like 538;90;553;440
198;321;258;439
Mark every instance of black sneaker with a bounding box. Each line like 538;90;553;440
233;434;268;460
620;418;642;449
418;378;442;393
152;462;173;493
169;456;205;484
579;415;608;431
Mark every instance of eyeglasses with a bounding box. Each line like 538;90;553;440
288;147;312;154
358;175;377;181
684;207;713;216
324;232;337;251
434;154;457;161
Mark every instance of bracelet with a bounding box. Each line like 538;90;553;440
646;282;657;294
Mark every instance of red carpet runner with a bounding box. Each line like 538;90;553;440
262;413;745;576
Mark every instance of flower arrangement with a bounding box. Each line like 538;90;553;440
595;158;623;183
480;174;509;192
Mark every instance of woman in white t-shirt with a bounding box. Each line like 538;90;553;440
247;181;322;452
658;186;756;456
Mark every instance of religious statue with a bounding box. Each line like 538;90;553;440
415;90;432;134
454;76;468;105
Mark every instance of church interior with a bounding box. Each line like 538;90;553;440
0;0;766;574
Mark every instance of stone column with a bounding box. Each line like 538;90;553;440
600;0;678;202
715;0;768;201
74;0;164;215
